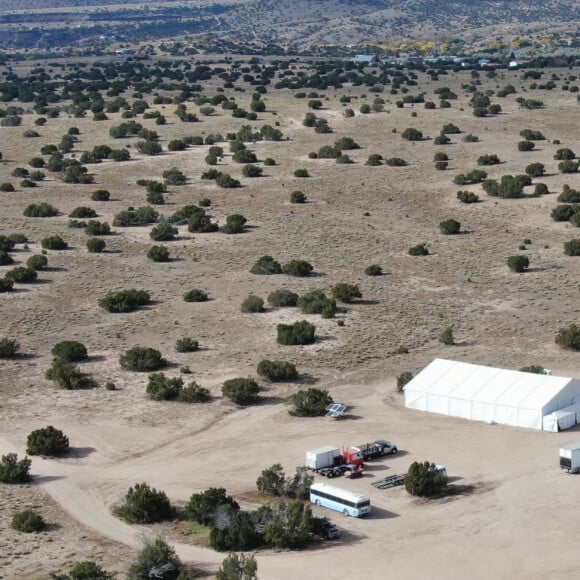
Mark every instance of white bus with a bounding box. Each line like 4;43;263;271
310;482;371;517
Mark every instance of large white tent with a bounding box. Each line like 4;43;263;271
404;358;580;431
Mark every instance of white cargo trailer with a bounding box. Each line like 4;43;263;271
559;442;580;473
306;446;342;470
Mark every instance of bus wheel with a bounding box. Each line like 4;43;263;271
343;509;349;516
315;500;320;506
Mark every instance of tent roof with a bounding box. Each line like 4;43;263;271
405;358;573;410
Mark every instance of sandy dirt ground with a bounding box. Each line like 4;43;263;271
0;59;579;578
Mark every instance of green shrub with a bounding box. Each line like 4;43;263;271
555;324;580;350
216;173;241;188
116;482;172;524
405;461;448;496
558;186;580;203
120;347;166;372
147;245;170;262
293;168;309;178
366;154;383;166
0;251;13;266
507;255;530;272
518;140;535;152
183;289;209;302
186;487;239;526
175;337;199;352
397;372;413;392
45;358;96;389
365;264;383;276
0;453;31;483
331;282;362;303
564;239;580;256
520;129;545;141
434;152;449;162
439;327;455;345
69;206;97;218
297;290;336;317
178;383;210;403
87;238;106;253
146;373;183;401
435;161;448;170
287;388;333;416
559;160;579;173
85;220;111;236
26;425;69;456
267;288;298;307
463;133;479;143
551;204;579;222
520;365;546;374
409;243;429;256
241;295;265;313
478;154;500;166
525;163;545;178
264;157;276;166
439;219;461;235
91;189;110;201
127;537;182;580
113;206;158;227
163;167;187;186
0;182;15;192
24;202;58;217
290;191;307;204
386;157;407;167
223;214;247;234
68;561;113;579
99;289;150;313
257;360;298;382
534;183;548;196
11;510;46;533
554;148;576;160
5;267;37;283
401;128;423;141
277;321;316;345
251;255;282;275
217;554;258;580
457;191;479;204
149;223;178;242
222;378;260;405
282;259;313;277
434;134;451;145
51;340;88;362
0;278;15;292
242;164;263;177
0;338;19;357
41;235;67;250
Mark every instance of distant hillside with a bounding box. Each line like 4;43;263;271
0;0;577;48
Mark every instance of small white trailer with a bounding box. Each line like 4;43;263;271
306;446;342;470
559;443;580;473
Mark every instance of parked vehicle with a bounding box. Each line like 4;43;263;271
343;464;364;479
310;482;371;517
306;446;364;476
318;517;341;539
560;443;580;473
355;440;398;461
306;446;344;471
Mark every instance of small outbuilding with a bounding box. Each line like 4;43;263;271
404;358;580;431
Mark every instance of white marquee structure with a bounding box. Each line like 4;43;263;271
404;358;580;431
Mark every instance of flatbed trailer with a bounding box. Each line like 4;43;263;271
372;474;406;489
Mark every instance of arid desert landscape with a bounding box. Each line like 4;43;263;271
0;54;579;578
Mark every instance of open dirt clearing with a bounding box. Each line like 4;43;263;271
0;60;579;578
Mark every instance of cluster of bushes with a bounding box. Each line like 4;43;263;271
483;174;531;198
287;388;333;416
277;321;316;345
99;289;150;313
256;463;313;499
453;169;487;185
113;206;158;227
26;425;69;457
222;378;260;405
249;255;313;277
146;373;210;403
257;359;298;382
120;346;166;372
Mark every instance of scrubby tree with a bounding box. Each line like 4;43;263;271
222;378;260;405
526;163;545;178
397;372;413;393
564;239;580;256
186;487;239;526
175;337;199;353
267;288;298;307
256;463;286;496
26;426;69;457
439;327;455;345
120;347;166;372
263;501;315;549
51;340;88;362
401;128;423;141
241;295;265;313
405;461;448;497
147;245;170;262
331;283;362;303
41;235;67;250
45;358;96;389
257;360;298;382
287;388;332;416
250;255;282;275
290;191;307;204
439;219;461;235
216;553;257;580
150;223;178;242
277;321;316;345
100;289;150;313
0;338;19;357
507;255;530;273
27;254;48;270
282;260;313;277
11;510;46;533
365;264;382;276
115;482;172;524
0;453;31;483
409;243;429;256
555;324;580;350
183;289;209;302
297;290;336;318
127;537;181;580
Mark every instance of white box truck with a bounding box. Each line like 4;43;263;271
306;446;342;470
560;443;580;473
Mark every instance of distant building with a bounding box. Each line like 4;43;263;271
352;54;376;64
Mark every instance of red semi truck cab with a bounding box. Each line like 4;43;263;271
343;447;364;466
